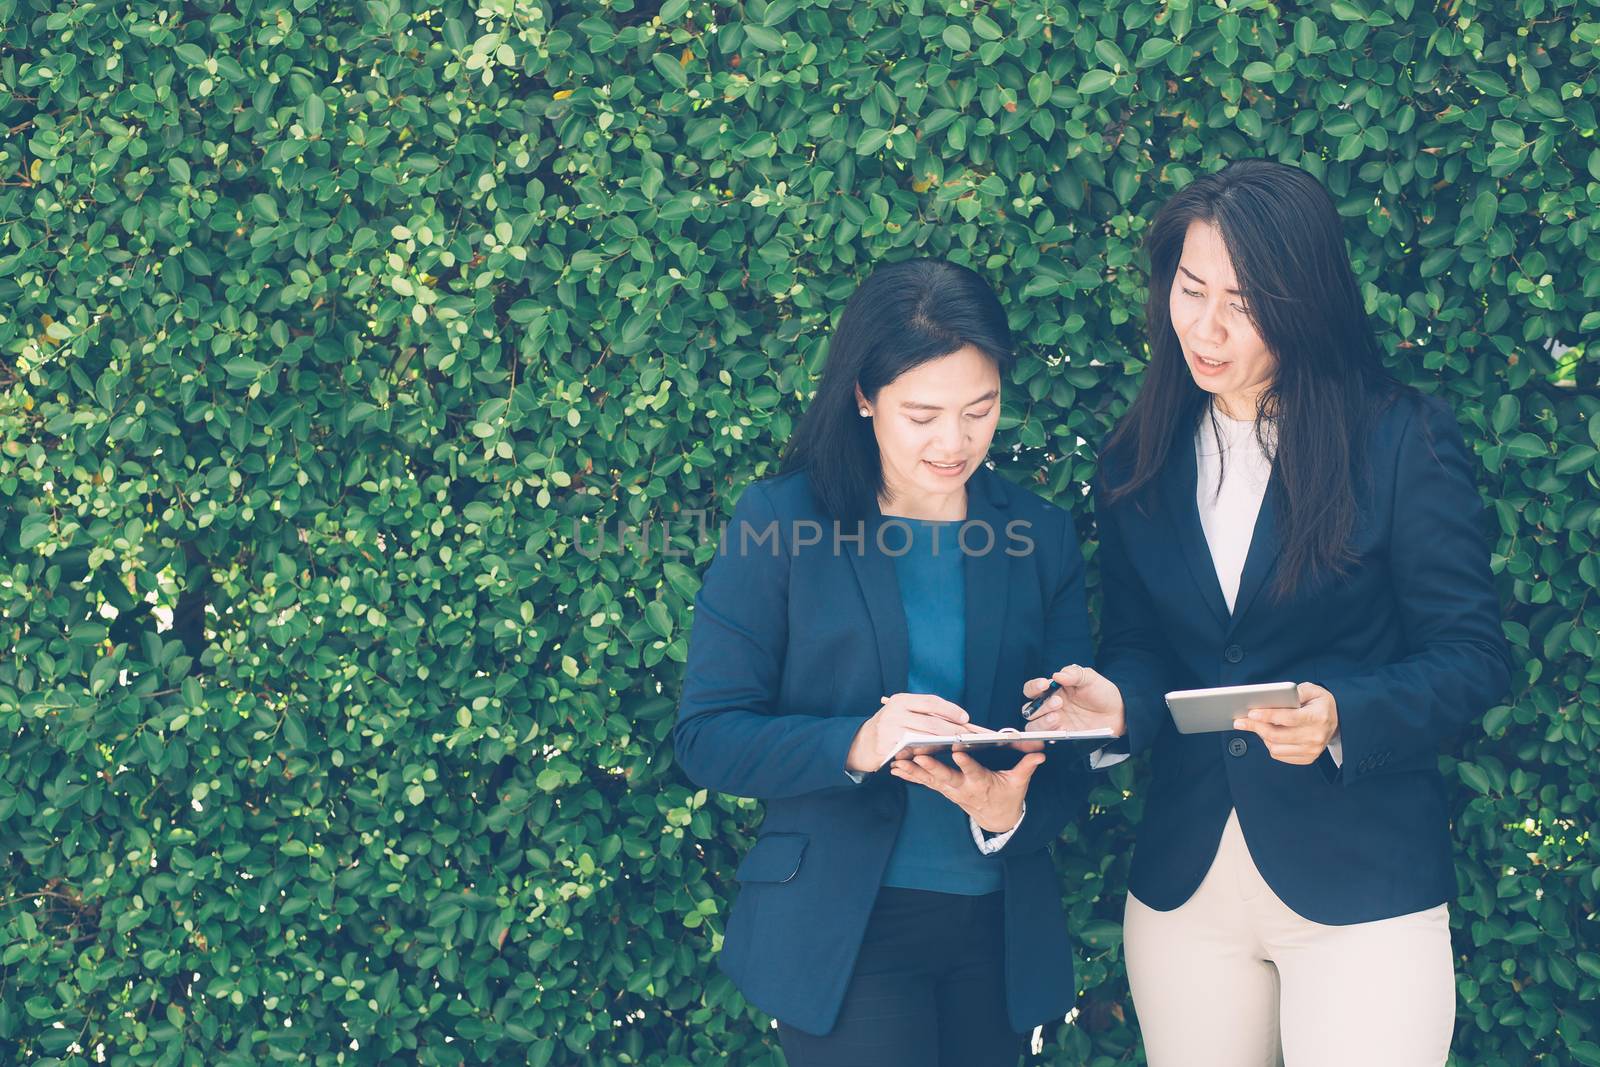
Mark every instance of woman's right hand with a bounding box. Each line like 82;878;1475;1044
844;693;977;773
1022;665;1128;738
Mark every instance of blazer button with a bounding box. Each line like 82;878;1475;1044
1228;737;1248;757
1224;644;1244;663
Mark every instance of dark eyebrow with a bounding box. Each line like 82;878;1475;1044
900;389;999;412
1178;265;1242;296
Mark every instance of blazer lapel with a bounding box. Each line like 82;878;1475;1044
844;519;909;697
842;465;1010;720
1159;436;1231;628
962;466;1010;726
1226;468;1283;631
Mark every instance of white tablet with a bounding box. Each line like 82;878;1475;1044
1164;682;1300;734
882;726;1117;766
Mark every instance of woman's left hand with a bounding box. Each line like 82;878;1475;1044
1231;682;1339;765
888;749;1044;832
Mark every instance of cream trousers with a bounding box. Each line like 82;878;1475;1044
1123;808;1455;1067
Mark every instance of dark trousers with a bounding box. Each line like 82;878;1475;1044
778;886;1026;1067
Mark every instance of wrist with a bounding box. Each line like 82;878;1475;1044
974;800;1023;834
845;720;879;773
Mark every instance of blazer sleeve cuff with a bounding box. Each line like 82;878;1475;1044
1316;674;1396;786
1097;664;1168;756
836;718;872;785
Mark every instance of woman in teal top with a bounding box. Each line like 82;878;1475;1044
675;258;1100;1065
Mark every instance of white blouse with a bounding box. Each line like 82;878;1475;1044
1195;409;1275;614
1194;408;1342;765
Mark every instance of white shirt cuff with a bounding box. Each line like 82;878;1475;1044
1088;746;1130;770
971;802;1025;854
1327;730;1343;768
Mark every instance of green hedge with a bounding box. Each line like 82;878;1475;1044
1;0;1597;1063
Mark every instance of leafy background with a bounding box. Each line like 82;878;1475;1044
1;0;1597;1063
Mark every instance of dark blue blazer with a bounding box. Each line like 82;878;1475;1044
674;464;1095;1036
1095;391;1512;924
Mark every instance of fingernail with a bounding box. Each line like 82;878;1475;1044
1047;696;1062;710
1233;719;1245;730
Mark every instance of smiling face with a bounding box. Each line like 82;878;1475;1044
1168;219;1278;418
856;344;1001;519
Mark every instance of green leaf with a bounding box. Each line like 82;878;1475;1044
1467;70;1509;96
644;600;673;639
303;93;326;137
1137;39;1174;66
1077;70;1116;95
941;25;971;52
1491;119;1524;147
855;129;889;156
1490;394;1519;435
1471;190;1498;231
1503;433;1547;459
1112;165;1138;205
1093;40;1130;71
1572;1042;1600;1067
761;0;797;26
183;247;212;276
1028;72;1053;108
663;562;701;600
18;514;51;550
1487;143;1527;171
971;13;1003;40
1294;17;1318;53
1457;762;1493;794
651;53;688;91
1556;446;1598;475
1481;704;1511;737
1242;62;1275;83
743;24;784;50
1078;919;1122;950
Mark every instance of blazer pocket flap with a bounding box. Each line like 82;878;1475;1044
735;833;808;884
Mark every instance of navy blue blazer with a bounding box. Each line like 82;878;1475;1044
1095;391;1512;925
674;464;1095;1036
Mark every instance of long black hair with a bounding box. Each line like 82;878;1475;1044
781;258;1015;520
1103;158;1398;597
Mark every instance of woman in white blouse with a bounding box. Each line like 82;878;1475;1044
1025;159;1510;1066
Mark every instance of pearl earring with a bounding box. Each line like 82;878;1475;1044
860;408;870;417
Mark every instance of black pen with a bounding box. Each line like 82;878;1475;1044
1021;679;1061;720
